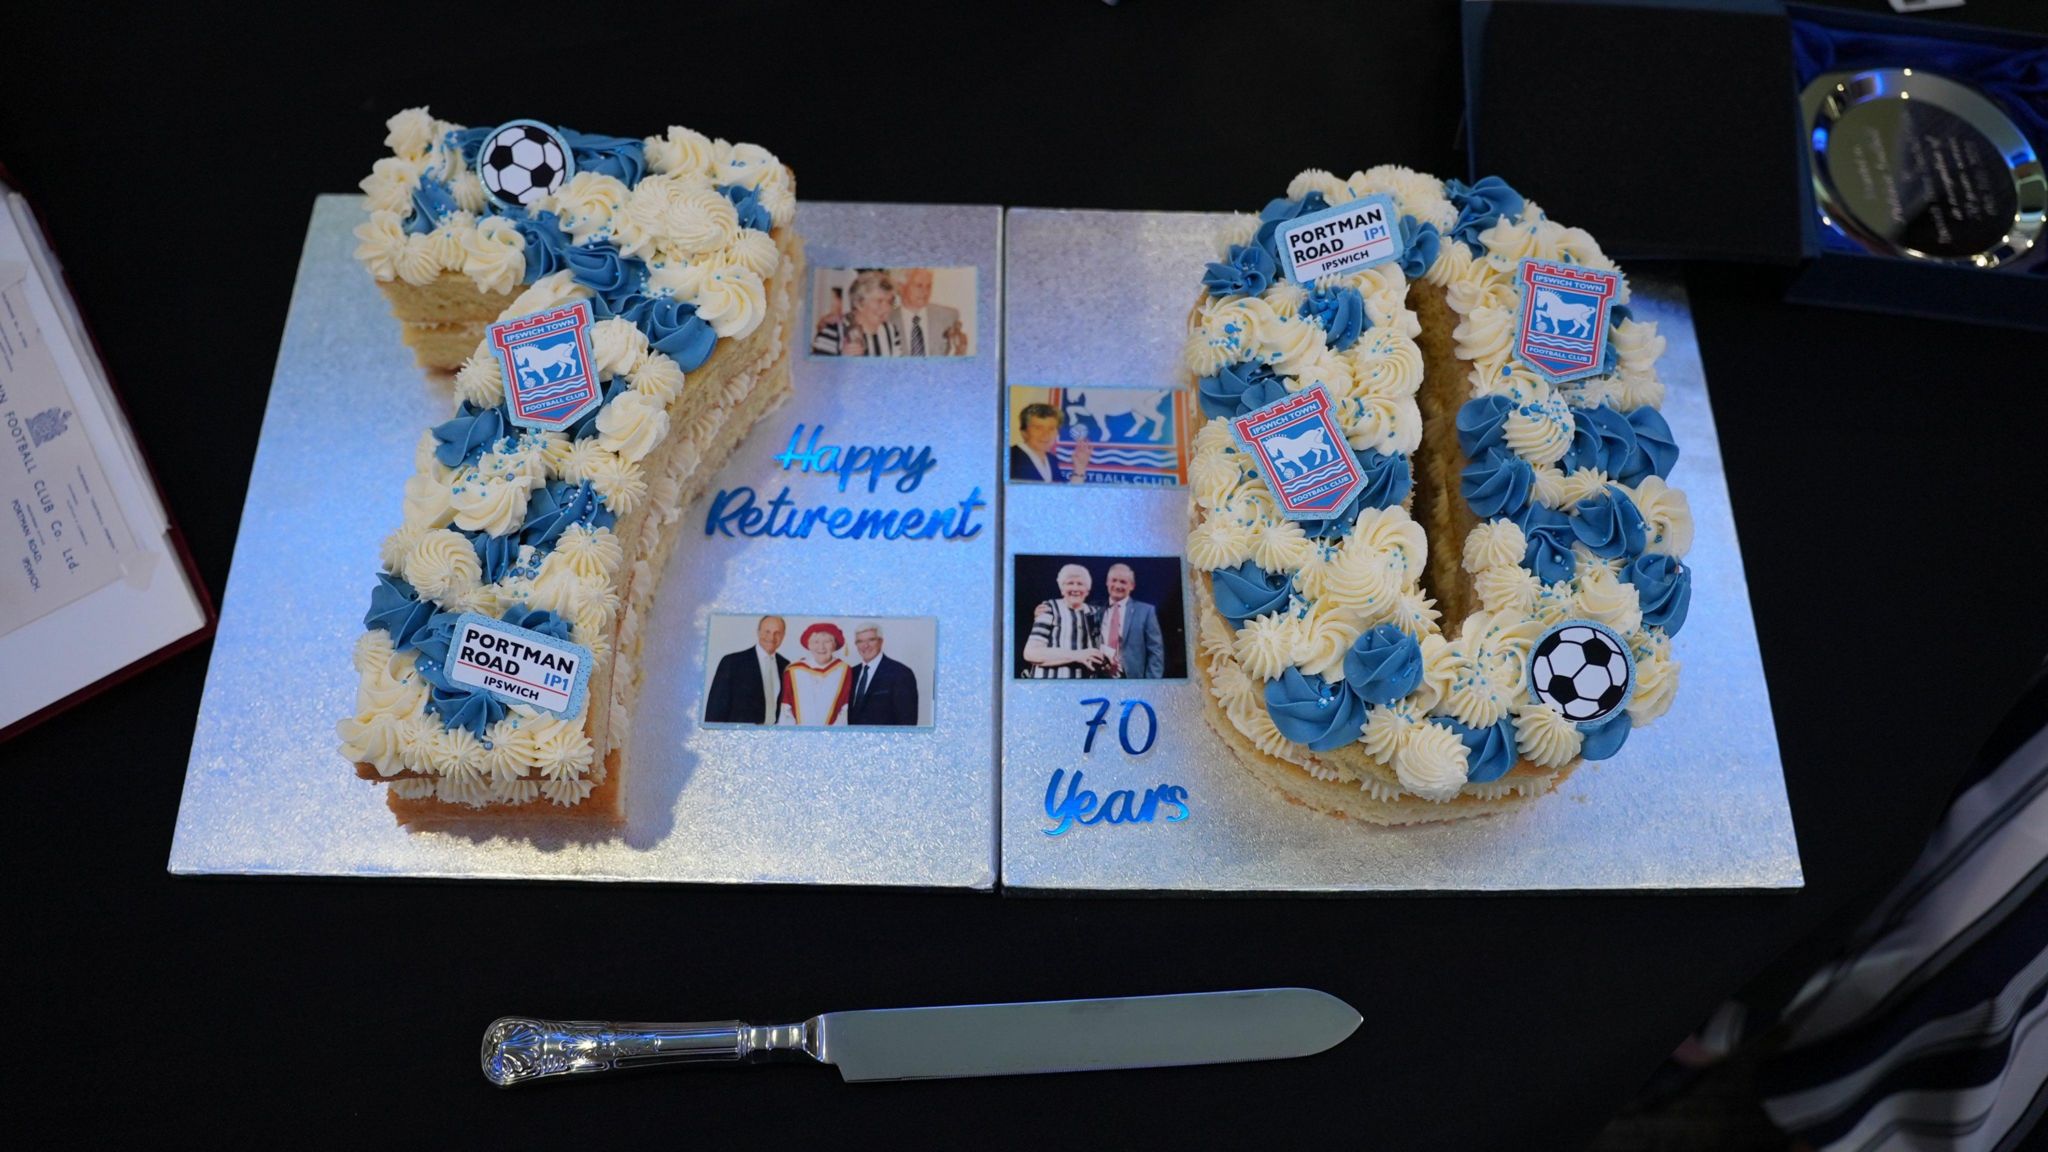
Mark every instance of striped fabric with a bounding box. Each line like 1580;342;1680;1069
1759;663;2048;1152
810;317;902;357
1025;600;1101;679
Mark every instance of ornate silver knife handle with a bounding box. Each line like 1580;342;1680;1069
482;1017;819;1086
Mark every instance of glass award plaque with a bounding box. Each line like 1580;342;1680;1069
1802;68;2046;269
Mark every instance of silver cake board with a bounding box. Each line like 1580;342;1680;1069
997;208;1803;894
168;198;1002;888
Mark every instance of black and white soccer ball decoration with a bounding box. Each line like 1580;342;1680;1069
477;120;574;209
1529;621;1634;724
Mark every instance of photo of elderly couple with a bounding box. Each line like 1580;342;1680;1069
809;266;976;357
1012;554;1188;681
702;614;937;728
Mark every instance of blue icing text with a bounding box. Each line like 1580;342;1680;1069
1042;768;1190;837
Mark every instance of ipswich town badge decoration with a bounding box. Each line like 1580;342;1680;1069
1228;384;1366;520
489;300;603;431
1513;259;1621;384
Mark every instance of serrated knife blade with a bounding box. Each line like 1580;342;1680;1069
484;988;1360;1085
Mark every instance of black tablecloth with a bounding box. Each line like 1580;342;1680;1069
10;3;2048;1147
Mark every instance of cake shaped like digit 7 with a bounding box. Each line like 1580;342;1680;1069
1186;167;1693;824
338;110;803;825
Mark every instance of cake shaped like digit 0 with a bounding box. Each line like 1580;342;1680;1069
1185;167;1692;824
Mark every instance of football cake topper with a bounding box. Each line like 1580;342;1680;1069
1529;620;1635;726
1228;384;1368;521
489;300;602;431
477;119;575;209
1513;259;1621;384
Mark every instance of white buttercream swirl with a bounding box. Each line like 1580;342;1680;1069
402;528;480;601
645;126;716;177
461;216;525;296
1462;519;1527;573
1513;702;1583;768
1394;719;1469;802
352;212;407;281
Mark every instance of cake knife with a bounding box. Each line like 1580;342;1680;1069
483;987;1359;1085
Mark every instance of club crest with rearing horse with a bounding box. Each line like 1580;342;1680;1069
1513;259;1621;385
1228;384;1366;521
488;300;603;431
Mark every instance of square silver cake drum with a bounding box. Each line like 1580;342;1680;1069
169;198;1002;888
998;208;1803;893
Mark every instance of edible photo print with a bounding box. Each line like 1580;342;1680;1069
703;613;937;729
1007;386;1191;487
808;266;977;358
1012;555;1188;682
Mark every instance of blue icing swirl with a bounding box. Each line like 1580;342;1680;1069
1570;485;1649;560
1430;715;1519;783
469;530;521;584
409;612;507;737
498;605;574;642
1297;450;1413;539
1462;447;1533;519
1264;667;1368;752
510;211;573;282
1253;191;1330;262
1560;403;1637;477
432;402;507;468
718;183;774;233
1444;175;1524;254
407;175;460;235
1211;560;1293;627
562;129;646;186
449;126;491;171
521;479;615;547
1196;360;1289;420
1397;216;1441;280
1343;623;1422;705
1203;242;1276;300
563;240;644;306
1622;553;1692;636
618;293;717;370
1302;284;1367;351
1353;448;1412;512
1456;394;1515;457
1516;503;1577;584
365;572;436;651
1578;710;1632;760
1619;406;1678;484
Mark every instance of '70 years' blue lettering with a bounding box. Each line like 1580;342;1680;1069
1047;698;1182;835
1042;769;1190;837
